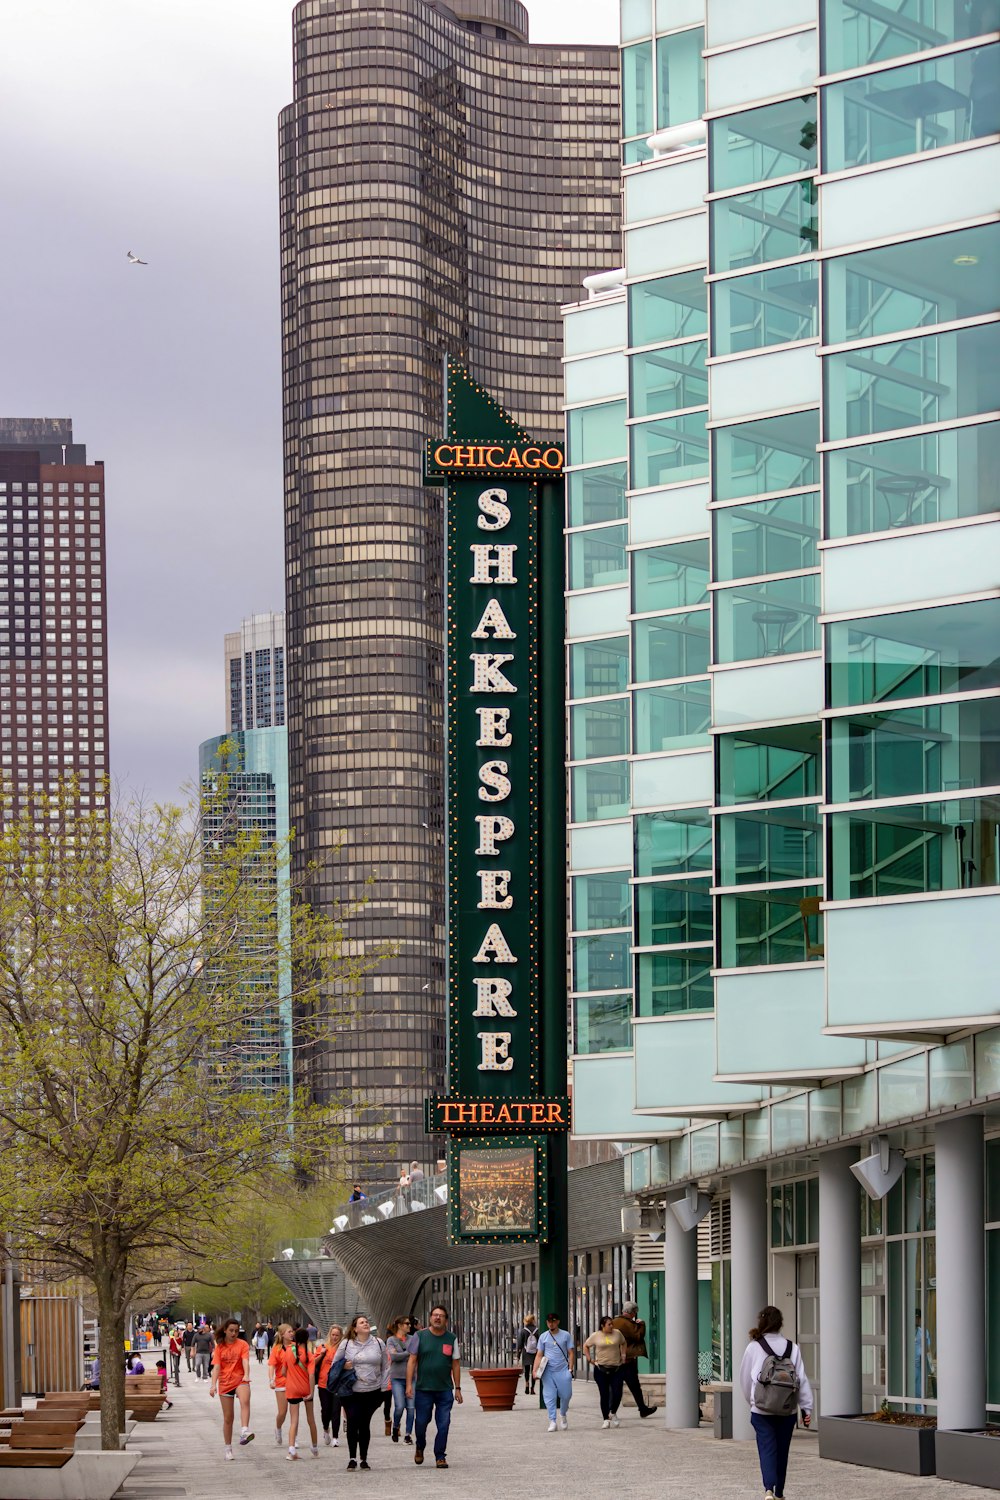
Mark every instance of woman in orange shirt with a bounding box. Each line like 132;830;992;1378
284;1326;319;1460
269;1323;294;1445
315;1325;343;1446
209;1319;253;1461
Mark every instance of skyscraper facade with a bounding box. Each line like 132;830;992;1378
225;611;286;733
565;0;999;1442
0;418;109;820
279;0;621;1181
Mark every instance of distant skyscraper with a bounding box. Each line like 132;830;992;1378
225;611;285;732
279;0;621;1184
0;418;109;818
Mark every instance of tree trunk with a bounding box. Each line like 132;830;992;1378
95;1289;126;1452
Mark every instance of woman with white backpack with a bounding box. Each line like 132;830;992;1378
516;1315;539;1394
738;1305;813;1500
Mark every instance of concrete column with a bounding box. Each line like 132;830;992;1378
818;1146;861;1417
935;1115;986;1430
730;1168;768;1440
663;1190;701;1428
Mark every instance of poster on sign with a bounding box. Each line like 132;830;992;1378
457;1145;537;1236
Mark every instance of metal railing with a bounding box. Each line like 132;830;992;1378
274;1171;449;1261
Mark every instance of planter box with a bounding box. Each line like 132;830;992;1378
936;1430;1000;1489
818;1414;936;1476
469;1367;521;1412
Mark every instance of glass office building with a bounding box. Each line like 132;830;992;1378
565;0;999;1438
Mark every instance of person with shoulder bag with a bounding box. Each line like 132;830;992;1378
516;1315;539;1394
338;1314;389;1470
738;1305;814;1500
532;1313;575;1431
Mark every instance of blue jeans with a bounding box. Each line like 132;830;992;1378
751;1412;797;1497
542;1367;573;1420
414;1387;454;1461
391;1376;414;1436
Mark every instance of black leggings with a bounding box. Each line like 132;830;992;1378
317;1387;342;1438
593;1364;624;1418
344;1390;383;1460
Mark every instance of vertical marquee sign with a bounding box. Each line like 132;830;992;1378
425;362;569;1269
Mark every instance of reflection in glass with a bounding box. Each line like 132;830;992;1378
828;697;1000;803
629;269;707;347
717;803;823;885
567;400;628;465
825;323;1000;444
631;341;708;416
634;679;711;752
824;222;1000;346
719;884;823;967
714;573;820;663
635;807;712;875
569;636;630;699
823;44;999;173
713;409;819;501
710;179;818;273
830;793;1000;898
572;933;631;992
567;461;628;527
656;26;705;129
712;262;818;355
710;95;818;191
713;491;820;580
568;524;628;590
571;697;630;760
636;947;714;1014
572;871;631;932
825;420;1000;537
624;138;654;164
717;722;821;805
826;598;1000;708
631;410;710;488
623;41;654;139
633;608;711;681
574;992;632;1053
822;0;991;73
636;878;712;946
633;538;709;611
572;760;631;822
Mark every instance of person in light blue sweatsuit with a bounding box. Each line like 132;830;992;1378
533;1314;575;1430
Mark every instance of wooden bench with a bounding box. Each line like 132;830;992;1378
0;1418;81;1468
122;1374;164;1421
39;1393;97;1411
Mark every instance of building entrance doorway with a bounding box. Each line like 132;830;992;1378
795;1252;820;1400
861;1245;886;1411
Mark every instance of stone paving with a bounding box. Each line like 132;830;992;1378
107;1358;997;1500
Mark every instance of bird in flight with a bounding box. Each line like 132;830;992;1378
126;250;148;266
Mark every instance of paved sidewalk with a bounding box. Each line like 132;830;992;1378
116;1360;996;1500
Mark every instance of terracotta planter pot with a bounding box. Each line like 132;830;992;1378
469;1366;522;1412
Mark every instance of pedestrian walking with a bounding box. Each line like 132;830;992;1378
192;1323;214;1381
516;1314;539;1394
387;1316;415;1444
306;1320;319;1351
611;1303;658;1418
284;1327;320;1461
316;1324;344;1447
269;1323;294;1446
265;1320;276;1349
584;1316;627;1427
252;1324;269;1364
533;1313;574;1432
738;1305;813;1500
406;1302;462;1469
339;1314;389;1470
182;1321;196;1372
209;1317;254;1461
168;1327;183;1386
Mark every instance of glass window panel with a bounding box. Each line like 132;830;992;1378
822;0;988;73
824;223;1000;347
825;323;1000;445
572;933;632;992
713;491;820;581
633;608;711;681
717;722;822;805
714;573;821;663
621;0;652;43
571;697;631;761
657;0;704;30
572;760;631;821
624;137;655;164
810;1083;842;1143
633;538;710;611
719;884;823;966
627;214;706;277
567;587;629;639
567;462;628;527
826;598;1000;708
634;679;712;752
574;992;632;1054
636;947;714;1014
636;878;713;946
565;301;626;358
710;179;818;274
569;636;630;699
631;411;710;488
929;1037;975;1109
568;524;629;590
823;44;999;173
987;1132;1000;1221
712;263;818;356
633;748;712;806
625;156;706;223
825;420;1000;538
709;0;814;49
568;400;627;466
565;351;627;405
631;340;708;416
708;30;818;114
630;269;708;347
828;698;1000;803
713;409;820;501
631;480;711;545
623;41;655;139
635;806;713;875
709;95;818;191
572;872;631;932
830;793;1000;898
656;26;705;129
717;803;823;884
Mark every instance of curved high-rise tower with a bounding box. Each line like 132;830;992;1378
280;0;620;1184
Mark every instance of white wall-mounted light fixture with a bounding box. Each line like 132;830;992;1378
850;1136;906;1200
281;1247;295;1260
669;1184;712;1233
622;1203;667;1240
377;1200;395;1219
434;1184;448;1205
332;1215;350;1232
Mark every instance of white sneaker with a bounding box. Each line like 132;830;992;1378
287;1447;298;1461
311;1445;319;1457
275;1427;283;1445
559;1415;568;1430
612;1414;620;1427
324;1432;333;1446
332;1438;340;1447
547;1420;557;1432
239;1429;254;1446
224;1448;234;1462
602;1418;610;1428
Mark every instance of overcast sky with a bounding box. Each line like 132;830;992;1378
0;0;618;804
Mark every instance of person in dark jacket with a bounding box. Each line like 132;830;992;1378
515;1315;539;1394
611;1303;658;1418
